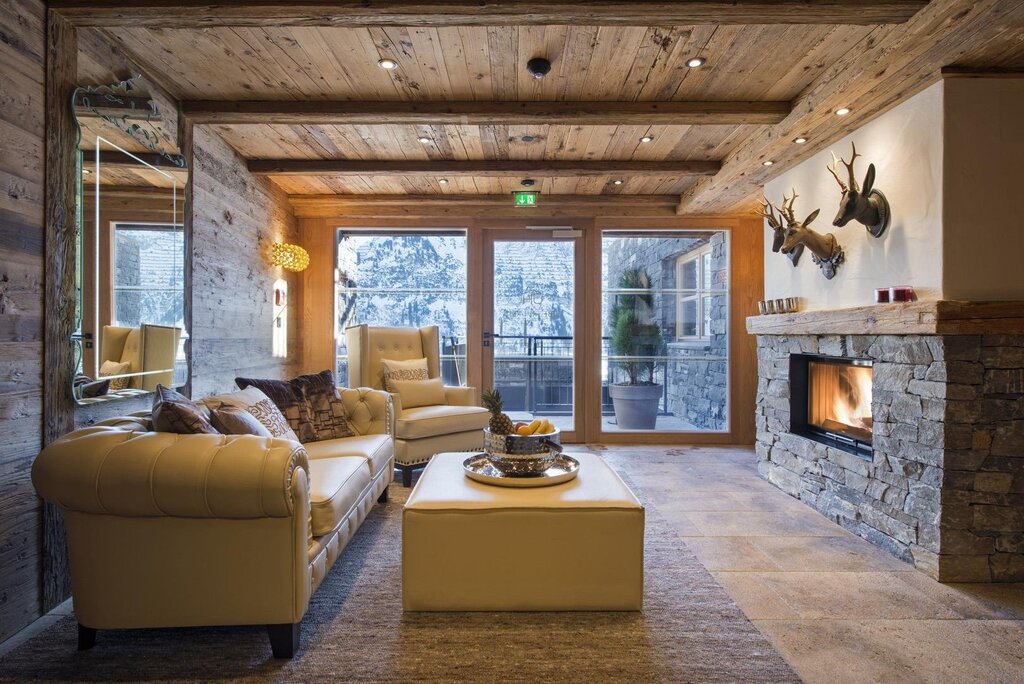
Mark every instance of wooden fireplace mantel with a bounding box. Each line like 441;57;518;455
746;300;1024;336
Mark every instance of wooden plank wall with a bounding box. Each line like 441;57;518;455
0;0;46;643
189;126;302;397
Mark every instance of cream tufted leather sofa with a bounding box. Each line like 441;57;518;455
346;324;488;486
32;387;394;659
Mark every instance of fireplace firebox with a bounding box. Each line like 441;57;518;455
790;354;873;458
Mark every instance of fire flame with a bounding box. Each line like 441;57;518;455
832;365;873;430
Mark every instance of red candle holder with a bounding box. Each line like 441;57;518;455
875;288;891;303
889;286;917;303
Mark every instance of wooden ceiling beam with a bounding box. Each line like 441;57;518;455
249;159;720;177
676;0;1024;215
50;1;929;28
288;193;681;218
181;100;791;126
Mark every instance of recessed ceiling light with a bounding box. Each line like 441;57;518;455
377;58;398;70
521;178;536;187
521;135;536;143
834;107;852;116
438;178;449;185
793;136;808;144
639;135;654;143
762;160;774;166
686;57;706;68
613;179;624;185
417;136;431;144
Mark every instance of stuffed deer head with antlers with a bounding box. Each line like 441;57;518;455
778;190;845;280
757;197;803;266
827;142;891;237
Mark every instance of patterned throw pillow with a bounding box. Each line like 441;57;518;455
99;360;132;391
234;376;316;442
380;357;429;390
201;386;300;442
294;370;354;441
209;406;273;437
152;385;219;435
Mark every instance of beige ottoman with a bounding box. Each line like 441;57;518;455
403;452;644;611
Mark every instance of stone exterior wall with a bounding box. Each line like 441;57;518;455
756;333;1024;582
605;232;728;430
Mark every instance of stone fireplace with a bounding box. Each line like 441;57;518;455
749;301;1024;582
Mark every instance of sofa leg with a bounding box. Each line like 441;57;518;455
377;486;389;504
402;466;413;488
77;624;97;651
267;623;300;659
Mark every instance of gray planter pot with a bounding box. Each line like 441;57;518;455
609;383;662;430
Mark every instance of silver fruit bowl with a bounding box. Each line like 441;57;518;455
483;427;562;476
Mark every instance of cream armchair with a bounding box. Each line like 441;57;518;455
346;324;488;486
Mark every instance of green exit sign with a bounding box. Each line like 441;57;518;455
513;191;539;207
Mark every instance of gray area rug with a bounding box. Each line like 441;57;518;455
0;471;799;683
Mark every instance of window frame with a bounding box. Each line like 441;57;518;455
674;244;713;342
111;221;186;330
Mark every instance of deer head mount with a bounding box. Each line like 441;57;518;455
827;142;891;237
778;190;845;280
757;197;803;266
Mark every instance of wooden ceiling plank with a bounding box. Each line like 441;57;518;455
51;2;931;28
179;99;792;125
248;159;721;177
677;0;1024;215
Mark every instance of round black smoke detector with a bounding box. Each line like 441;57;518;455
526;57;552;79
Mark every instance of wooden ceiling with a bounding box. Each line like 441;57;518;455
58;0;1024;214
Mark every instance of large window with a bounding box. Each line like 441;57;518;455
334;230;467;386
602;231;729;433
112;223;185;329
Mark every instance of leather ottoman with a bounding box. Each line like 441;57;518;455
402;452;644;611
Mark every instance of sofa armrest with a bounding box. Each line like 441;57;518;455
32;427;309;519
338;387;394;436
445;385;479;407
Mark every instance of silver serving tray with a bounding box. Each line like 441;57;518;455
463;453;580;488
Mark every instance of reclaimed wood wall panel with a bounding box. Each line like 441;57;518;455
189;126;301;397
0;0;45;643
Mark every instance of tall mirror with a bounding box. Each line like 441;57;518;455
72;77;189;405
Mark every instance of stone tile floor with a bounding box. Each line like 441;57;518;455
599;444;1024;684
4;444;1023;683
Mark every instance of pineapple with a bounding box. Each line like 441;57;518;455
482;388;515;435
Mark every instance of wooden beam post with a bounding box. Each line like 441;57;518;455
248;159;721;177
42;8;78;612
49;1;930;28
180;100;791;127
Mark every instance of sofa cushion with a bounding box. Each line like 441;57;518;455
307;457;371;537
209;406;273;436
100;360;132;391
298;370;355;441
396;405;489;440
303;434;393;479
234;375;316;442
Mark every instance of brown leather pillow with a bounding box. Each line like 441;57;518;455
152;385;218;435
209;406;273;437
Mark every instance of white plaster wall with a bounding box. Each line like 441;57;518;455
943;77;1024;301
764;82;945;310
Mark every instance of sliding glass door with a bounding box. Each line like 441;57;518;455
482;231;581;440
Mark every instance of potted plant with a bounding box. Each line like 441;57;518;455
608;267;666;429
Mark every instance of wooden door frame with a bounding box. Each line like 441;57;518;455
478;225;588;443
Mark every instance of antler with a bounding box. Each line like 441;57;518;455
828;142;861;192
780;189;799;225
757;197;783;229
